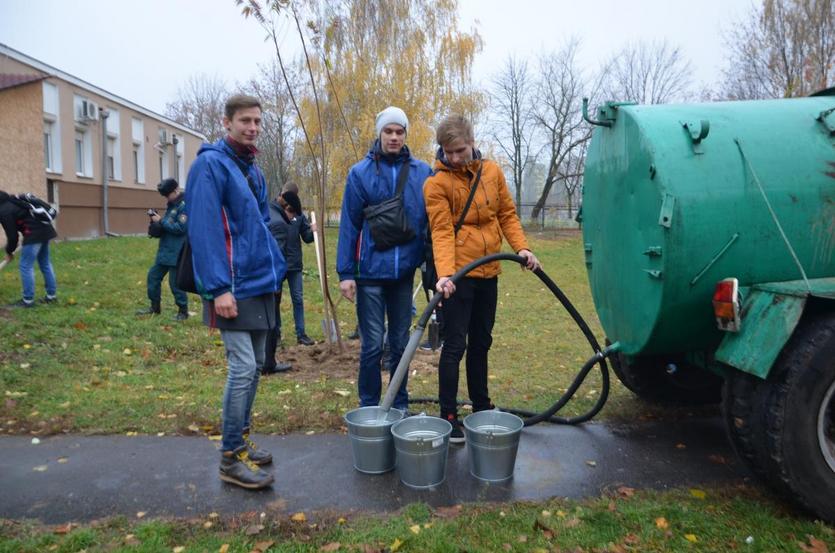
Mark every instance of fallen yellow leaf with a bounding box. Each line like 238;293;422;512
291;512;307;522
254;540;275;552
136;511;146;518
173;547;185;553
32;465;48;472
684;534;698;543
203;521;213;529
390;538;404;552
689;488;706;499
219;544;229;553
655;517;669;529
410;524;421;534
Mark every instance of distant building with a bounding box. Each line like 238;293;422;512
0;43;205;240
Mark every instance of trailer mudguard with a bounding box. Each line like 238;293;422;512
716;278;835;378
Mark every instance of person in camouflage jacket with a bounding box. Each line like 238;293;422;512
136;178;189;320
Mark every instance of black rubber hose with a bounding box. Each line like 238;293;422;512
408;252;615;427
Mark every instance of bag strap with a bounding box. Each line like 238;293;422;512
454;162;483;235
224;151;259;199
394;158;411;197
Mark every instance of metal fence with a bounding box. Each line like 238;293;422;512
517;203;581;230
317;203;580;230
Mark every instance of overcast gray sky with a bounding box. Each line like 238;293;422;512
0;0;750;115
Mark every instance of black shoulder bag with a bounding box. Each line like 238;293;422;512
362;160;416;251
422;163;483;293
175;154;260;295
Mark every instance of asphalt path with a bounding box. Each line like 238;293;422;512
0;416;747;524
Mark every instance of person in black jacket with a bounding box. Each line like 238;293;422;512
264;189;315;373
0;190;58;308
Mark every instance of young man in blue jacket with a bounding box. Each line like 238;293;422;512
185;94;286;490
336;106;431;413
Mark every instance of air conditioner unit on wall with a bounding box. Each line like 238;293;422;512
159;129;170;145
83;100;99;121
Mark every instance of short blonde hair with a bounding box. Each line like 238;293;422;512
436;114;474;147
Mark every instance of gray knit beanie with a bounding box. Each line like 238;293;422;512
375;106;409;138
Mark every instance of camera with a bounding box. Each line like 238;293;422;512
147;209;157;217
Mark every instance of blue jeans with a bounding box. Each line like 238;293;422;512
220;329;267;452
356;275;413;410
19;241;57;302
277;270;305;337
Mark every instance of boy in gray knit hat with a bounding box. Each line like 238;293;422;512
336;106;431;412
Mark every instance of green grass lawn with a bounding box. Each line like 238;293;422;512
1;229;833;551
0;229;644;436
2;488;833;552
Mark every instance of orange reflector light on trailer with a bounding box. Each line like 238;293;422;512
712;278;740;332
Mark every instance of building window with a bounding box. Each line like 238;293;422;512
47;180;57;204
43;124;53;170
107;137;116;179
43;82;62;173
74;129;93;177
131;117;145;184
158;128;170;180
175;134;184;185
105;109;121;181
75;131;84;175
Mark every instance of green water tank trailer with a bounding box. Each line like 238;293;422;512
581;93;835;523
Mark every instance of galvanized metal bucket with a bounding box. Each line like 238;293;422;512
463;410;524;482
344;406;404;474
391;414;452;489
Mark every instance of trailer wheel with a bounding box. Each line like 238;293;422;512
764;313;835;523
610;351;722;404
721;370;788;495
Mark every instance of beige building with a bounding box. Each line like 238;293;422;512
0;43;205;240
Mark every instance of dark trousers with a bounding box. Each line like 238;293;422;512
264;292;282;370
147;263;187;307
438;277;497;417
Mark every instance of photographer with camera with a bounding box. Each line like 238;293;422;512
136;178;189;320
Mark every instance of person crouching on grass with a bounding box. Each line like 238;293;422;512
423;114;541;444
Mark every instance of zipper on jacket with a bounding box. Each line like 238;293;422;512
392;161;400;276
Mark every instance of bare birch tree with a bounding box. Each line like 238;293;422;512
721;0;835;99
245;61;301;200
603;40;694;104
165;74;228;142
530;41;597;220
489;55;537;214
